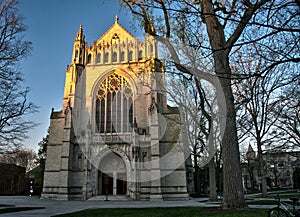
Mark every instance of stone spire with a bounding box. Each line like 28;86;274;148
72;24;86;65
115;15;119;24
246;144;256;160
76;24;85;41
247;144;254;153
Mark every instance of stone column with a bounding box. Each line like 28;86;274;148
113;171;117;195
149;111;163;200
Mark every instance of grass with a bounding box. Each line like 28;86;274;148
53;190;299;217
53;207;268;217
245;199;299;206
246;190;300;199
246;200;277;205
268;193;300;199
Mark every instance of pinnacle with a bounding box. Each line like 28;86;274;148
76;24;84;41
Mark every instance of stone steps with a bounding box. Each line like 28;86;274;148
88;195;132;201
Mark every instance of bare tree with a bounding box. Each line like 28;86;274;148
234;48;298;197
274;85;300;149
0;147;37;172
120;0;299;208
166;71;218;200
0;0;37;150
168;74;203;195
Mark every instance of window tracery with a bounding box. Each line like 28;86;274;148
95;72;133;133
112;33;120;44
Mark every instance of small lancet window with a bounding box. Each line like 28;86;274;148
128;50;133;61
112;52;117;62
120;51;125;62
87;54;92;64
104;52;109;63
138;50;143;60
96;53;101;64
77;153;83;170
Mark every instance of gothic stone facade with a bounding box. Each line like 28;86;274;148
42;18;190;200
242;145;298;190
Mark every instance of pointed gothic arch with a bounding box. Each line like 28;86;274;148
94;71;134;134
112;51;118;62
128;50;133;61
96;53;101;64
87;53;92;64
95;149;131;196
120;51;125;62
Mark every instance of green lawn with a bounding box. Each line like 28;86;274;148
53;207;268;217
246;200;277;205
268;192;300;199
246;190;300;199
246;199;300;205
245;190;300;206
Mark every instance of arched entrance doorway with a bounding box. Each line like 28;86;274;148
98;152;127;195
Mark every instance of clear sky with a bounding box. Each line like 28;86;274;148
19;0;140;151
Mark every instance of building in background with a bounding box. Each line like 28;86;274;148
242;144;300;190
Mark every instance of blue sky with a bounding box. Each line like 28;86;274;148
19;0;140;151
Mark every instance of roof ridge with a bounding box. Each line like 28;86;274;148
97;18;136;43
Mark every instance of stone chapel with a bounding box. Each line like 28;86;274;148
41;17;192;200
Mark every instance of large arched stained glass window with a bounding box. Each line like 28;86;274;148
95;72;133;133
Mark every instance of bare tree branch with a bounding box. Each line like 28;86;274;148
0;0;37;150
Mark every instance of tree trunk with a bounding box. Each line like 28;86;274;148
209;156;217;201
202;0;246;208
193;151;200;195
210;44;246;209
257;141;267;197
219;73;246;208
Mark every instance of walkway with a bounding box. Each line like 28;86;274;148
0;196;273;217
